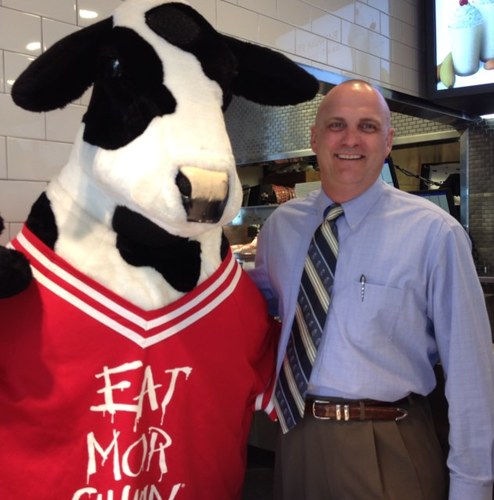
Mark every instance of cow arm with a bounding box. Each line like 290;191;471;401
0;217;32;298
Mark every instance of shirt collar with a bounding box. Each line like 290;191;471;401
315;178;386;230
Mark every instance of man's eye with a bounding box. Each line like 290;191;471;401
360;123;377;132
328;122;344;130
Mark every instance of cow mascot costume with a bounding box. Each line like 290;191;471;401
0;0;318;498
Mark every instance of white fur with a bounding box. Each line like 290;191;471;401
45;0;243;310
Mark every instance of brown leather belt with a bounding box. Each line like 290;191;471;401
305;397;410;422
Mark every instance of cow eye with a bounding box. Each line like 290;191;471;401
98;55;122;79
111;58;122;78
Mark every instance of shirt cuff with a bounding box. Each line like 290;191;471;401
449;475;493;500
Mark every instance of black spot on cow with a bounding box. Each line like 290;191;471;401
146;3;237;108
83;27;177;149
112;206;202;292
26;193;58;250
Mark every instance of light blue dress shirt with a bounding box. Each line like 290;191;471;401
251;179;494;500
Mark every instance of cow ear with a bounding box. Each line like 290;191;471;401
11;18;113;112
223;35;319;106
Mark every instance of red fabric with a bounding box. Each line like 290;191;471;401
0;226;277;500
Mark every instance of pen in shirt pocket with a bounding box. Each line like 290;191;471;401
360;274;366;302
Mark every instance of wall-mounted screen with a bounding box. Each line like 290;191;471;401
426;0;494;116
410;188;459;220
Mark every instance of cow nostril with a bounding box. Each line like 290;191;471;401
176;167;229;223
176;171;192;197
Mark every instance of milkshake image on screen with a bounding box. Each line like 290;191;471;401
471;0;494;61
449;2;484;76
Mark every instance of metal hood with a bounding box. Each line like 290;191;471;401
224;65;478;167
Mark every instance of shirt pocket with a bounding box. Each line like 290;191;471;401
332;279;404;346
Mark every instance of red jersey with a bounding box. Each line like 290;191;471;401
0;226;277;500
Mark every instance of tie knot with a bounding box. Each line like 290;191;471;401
325;204;344;222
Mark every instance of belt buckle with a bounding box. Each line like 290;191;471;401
312;400;351;421
312;400;331;420
395;407;408;421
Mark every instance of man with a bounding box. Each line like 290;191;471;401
250;80;494;500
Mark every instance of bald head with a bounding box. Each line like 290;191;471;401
316;80;392;129
310;79;395;202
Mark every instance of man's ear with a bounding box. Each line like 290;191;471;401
385;127;395;156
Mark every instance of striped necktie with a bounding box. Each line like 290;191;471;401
275;204;343;432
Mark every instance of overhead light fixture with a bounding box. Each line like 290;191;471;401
26;41;41;52
481;113;494;120
79;9;98;19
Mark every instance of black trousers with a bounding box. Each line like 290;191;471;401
274;396;448;500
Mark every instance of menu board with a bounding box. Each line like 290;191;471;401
434;0;494;92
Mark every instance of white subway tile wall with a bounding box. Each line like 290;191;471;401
278;0;312;28
217;2;260;41
0;179;47;226
355;2;381;31
45;104;86;143
77;0;123;27
2;0;77;24
239;0;277;19
188;0;215;24
311;12;341;41
0;138;6;179
0;51;4;93
42;18;80;52
7;137;72;181
0;94;45;139
0;0;422;238
0;8;42;56
4;52;35;94
259;16;296;54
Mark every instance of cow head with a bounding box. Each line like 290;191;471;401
8;0;319;305
11;0;318;240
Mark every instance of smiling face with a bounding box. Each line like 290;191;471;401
310;80;395;203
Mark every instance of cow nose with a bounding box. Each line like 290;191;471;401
176;167;229;223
